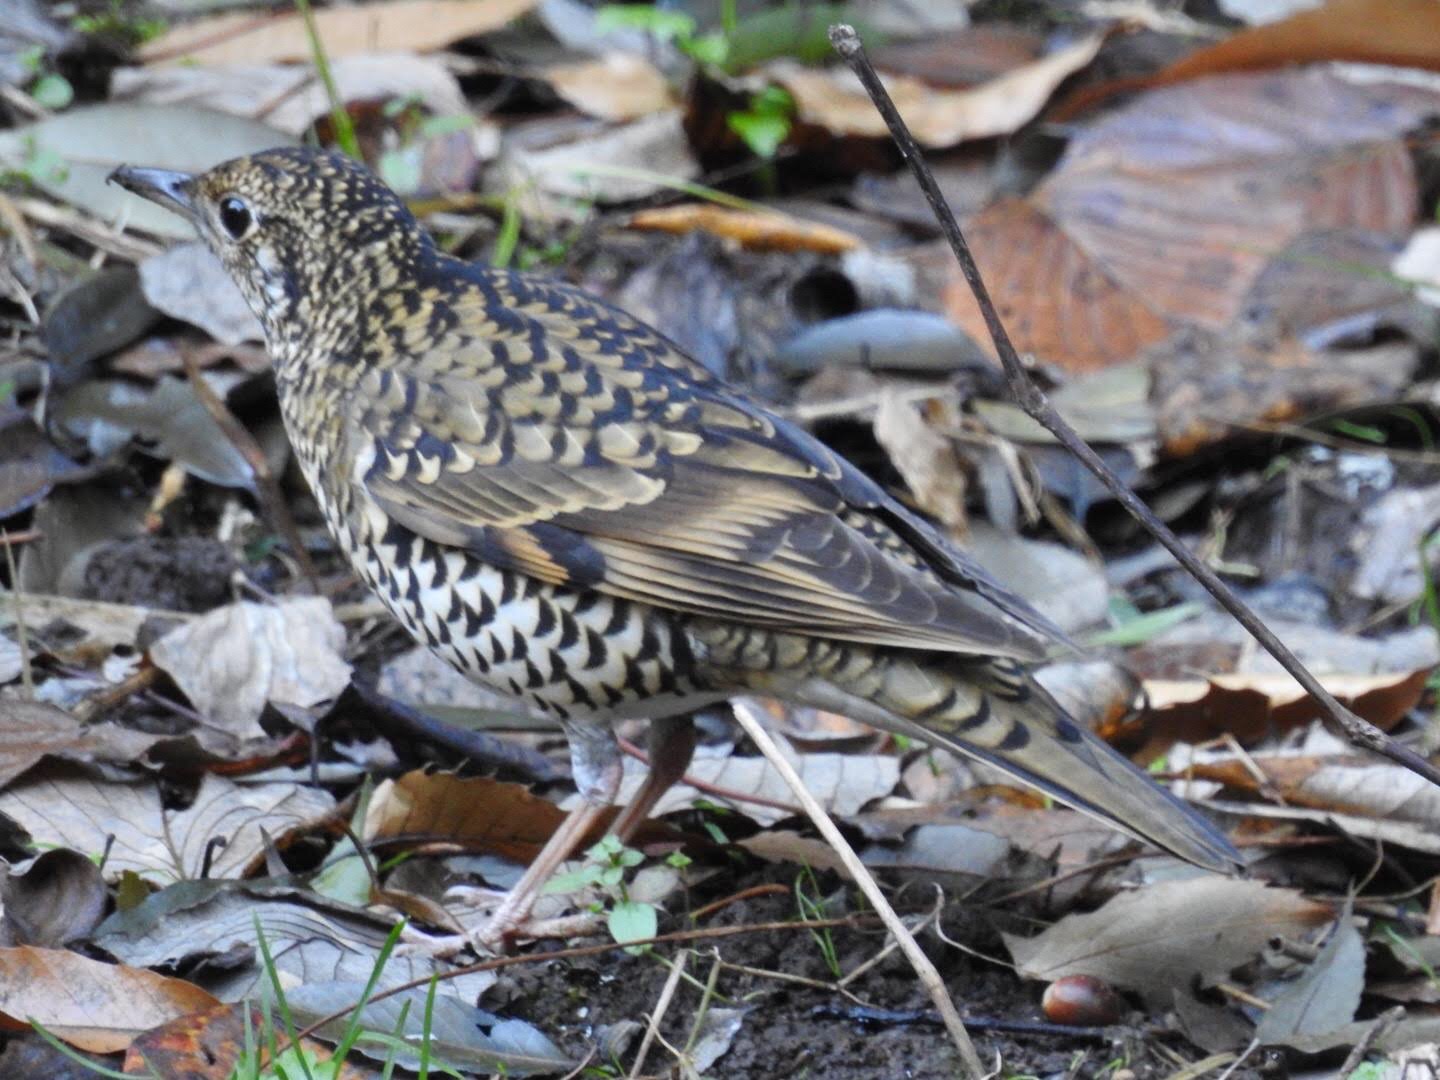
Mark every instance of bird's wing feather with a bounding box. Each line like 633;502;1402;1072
349;268;1062;660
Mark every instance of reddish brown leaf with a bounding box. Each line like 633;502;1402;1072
0;946;217;1054
125;1002;371;1078
1128;669;1428;759
943;198;1172;372
363;771;566;863
1158;0;1440;84
1057;0;1440;118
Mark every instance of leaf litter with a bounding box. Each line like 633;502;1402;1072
3;0;1440;1075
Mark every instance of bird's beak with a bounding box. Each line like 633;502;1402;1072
107;165;199;221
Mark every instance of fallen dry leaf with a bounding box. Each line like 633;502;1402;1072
1042;69;1420;328
141;0;537;66
770;33;1104;148
872;390;967;534
543;52;673;122
1156;0;1440;85
1005;878;1331;1004
114;52;466;136
599;739;900;827
125;1002;372;1078
1255;909;1364;1046
149;597;352;740
1135;668;1428;756
364;770;565;864
1190;755;1440;854
1150;335;1418;457
0;849;107;948
0;769;335;882
0;945;217;1053
949;66;1429;372
943;198;1172;372
627;203;861;254
0;701;165;792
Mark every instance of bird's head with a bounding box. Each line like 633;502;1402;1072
110;147;429;347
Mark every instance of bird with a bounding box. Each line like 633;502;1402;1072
110;148;1239;941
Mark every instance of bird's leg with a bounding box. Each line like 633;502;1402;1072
611;714;697;843
478;723;622;945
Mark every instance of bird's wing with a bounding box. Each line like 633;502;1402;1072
347;268;1062;660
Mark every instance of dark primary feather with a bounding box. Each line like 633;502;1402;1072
350;261;1065;660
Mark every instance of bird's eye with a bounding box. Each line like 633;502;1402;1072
217;196;253;240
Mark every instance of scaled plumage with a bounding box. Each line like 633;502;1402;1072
112;149;1239;937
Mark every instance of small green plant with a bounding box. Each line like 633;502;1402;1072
71;0;167;45
594;4;731;67
545;835;688;952
375;95;474;195
293;0;360;160
726;85;794;160
594;3;794;160
18;45;73;110
794;865;842;979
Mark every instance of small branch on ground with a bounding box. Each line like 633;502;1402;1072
825;22;1440;791
730;699;986;1078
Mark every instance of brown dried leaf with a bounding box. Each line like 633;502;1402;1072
126;1002;371;1079
1005;878;1331;1004
1134;668;1428;755
1191;756;1440;854
943;198;1172;372
1157;0;1440;84
363;771;565;864
141;0;537;66
627;203;861;254
950;67;1429;372
0;945;217;1053
769;34;1103;148
1040;69;1420;327
0;700;163;792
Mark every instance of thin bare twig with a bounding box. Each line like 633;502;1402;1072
628;948;687;1079
730;699;985;1078
826;22;1440;790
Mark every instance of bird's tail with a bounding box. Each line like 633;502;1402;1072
712;632;1241;874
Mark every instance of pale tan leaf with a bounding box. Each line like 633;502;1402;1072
0;770;334;882
141;0;538;67
873;390;967;534
113;52;466;135
543;53;673;123
150;597;351;740
1005;878;1331;1004
769;34;1103;148
596;739;900;827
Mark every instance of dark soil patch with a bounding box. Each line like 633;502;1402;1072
493;866;1177;1079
